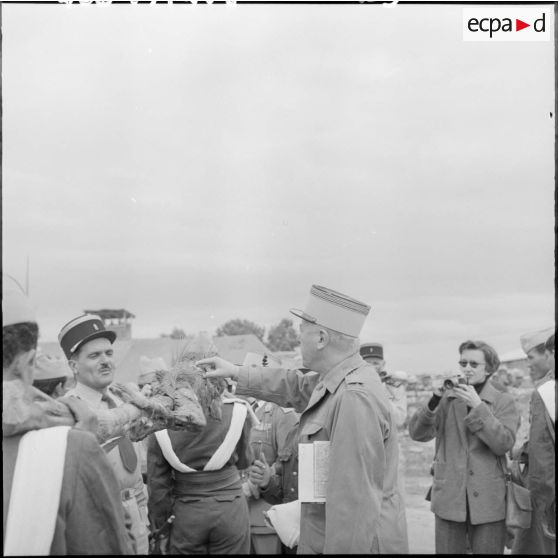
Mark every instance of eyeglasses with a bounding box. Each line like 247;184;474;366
458;360;486;369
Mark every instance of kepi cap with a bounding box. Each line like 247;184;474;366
520;326;555;354
360;342;384;360
58;314;116;359
290;285;370;338
3;274;36;327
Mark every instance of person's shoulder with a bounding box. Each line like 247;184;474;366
344;362;377;389
66;428;102;452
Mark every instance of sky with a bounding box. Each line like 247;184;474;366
2;1;555;375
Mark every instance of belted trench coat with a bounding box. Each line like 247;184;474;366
236;353;409;554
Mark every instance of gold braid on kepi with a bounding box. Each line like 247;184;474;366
290;284;371;337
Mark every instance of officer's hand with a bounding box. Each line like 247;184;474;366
59;395;99;434
196;357;240;381
249;454;271;489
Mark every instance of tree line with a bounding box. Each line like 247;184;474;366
161;317;300;352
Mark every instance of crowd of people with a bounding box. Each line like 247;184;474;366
2;275;555;555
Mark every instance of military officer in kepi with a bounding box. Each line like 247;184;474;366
199;284;409;554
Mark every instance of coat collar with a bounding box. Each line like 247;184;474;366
478;380;500;404
322;352;365;394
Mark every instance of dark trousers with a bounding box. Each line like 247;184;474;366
169;494;250;554
435;515;506;554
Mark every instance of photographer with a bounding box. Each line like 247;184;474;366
409;340;520;554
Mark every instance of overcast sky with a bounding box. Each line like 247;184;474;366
2;2;555;375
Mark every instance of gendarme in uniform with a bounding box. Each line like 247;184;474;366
233;285;409;554
59;315;149;554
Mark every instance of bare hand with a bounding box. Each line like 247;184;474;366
432;379;444;398
451;384;482;408
195;357;240;381
59;395;99;433
249;454;271;489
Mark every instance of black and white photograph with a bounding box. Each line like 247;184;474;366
2;0;555;555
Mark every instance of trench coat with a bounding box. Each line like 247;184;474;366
408;381;520;524
236;353;409;554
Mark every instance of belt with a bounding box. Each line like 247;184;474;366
173;466;241;496
121;488;135;501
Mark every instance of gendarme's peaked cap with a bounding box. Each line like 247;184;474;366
520;326;555;354
360;342;384;360
290;285;371;338
58;314;116;359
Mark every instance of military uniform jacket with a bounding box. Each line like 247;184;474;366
247;402;300;534
147;401;253;531
3;429;133;555
260;413;301;505
408;381;520;524
237;353;409;554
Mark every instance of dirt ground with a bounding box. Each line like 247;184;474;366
403;466;436;554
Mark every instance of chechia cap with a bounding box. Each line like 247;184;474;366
360;342;384;360
58;314;116;359
2;274;36;327
290;285;370;338
520;326;555;354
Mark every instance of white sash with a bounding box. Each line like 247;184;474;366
537;379;555;422
4;426;71;556
155;401;247;473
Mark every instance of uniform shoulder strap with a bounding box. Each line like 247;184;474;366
204;402;247;471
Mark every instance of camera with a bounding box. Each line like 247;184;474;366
443;377;466;390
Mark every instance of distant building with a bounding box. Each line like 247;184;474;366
499;348;528;375
84;308;135;340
